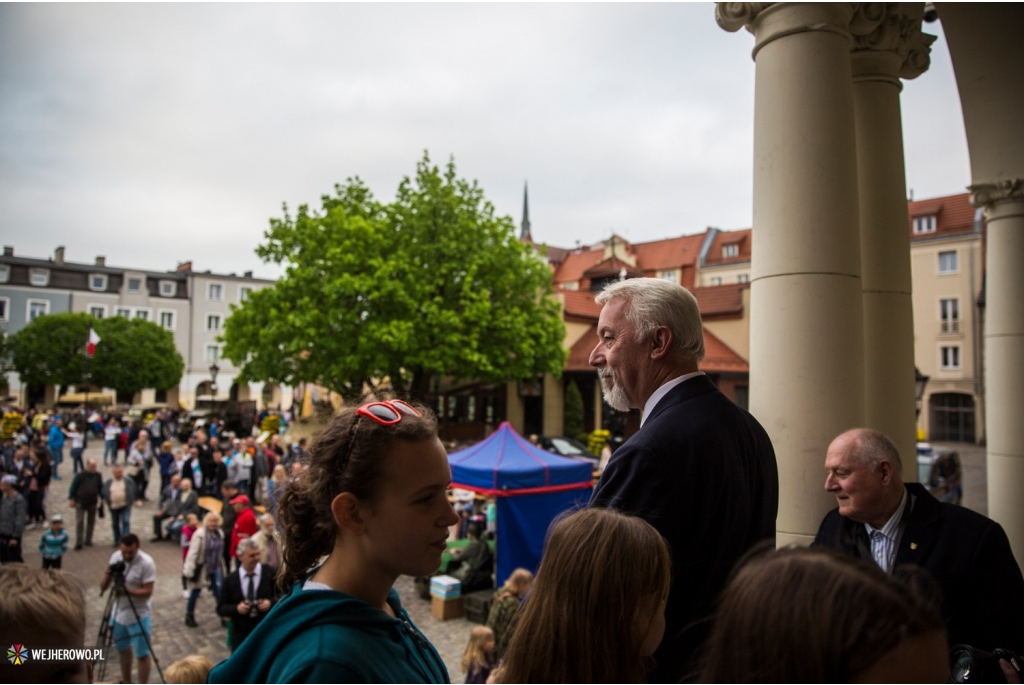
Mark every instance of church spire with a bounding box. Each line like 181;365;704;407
520;181;532;243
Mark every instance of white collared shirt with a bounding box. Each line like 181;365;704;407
640;371;706;429
864;489;908;574
241;562;263;600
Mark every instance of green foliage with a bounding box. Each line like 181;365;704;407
91;317;184;398
563;379;584;439
9;313;93;388
223;151;567;401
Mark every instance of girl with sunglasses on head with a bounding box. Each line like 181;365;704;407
208;400;459;684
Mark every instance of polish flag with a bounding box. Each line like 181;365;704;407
87;328;101;357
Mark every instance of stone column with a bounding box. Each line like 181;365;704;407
717;3;883;546
542;373;565;437
593;381;604;432
851;5;934;479
971;181;1024;564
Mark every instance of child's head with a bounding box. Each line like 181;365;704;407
277;400;458;590
500;508;670;684
185;512;200;529
50;514;64;530
0;565;88;683
461;625;496;673
500;567;534;598
700;546;947;683
166;654;213;684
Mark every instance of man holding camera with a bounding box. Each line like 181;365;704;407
217;537;277;651
100;533;157;685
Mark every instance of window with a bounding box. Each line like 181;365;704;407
738;273;749;283
710;277;722;286
159;310;175;330
127;277;142;293
30;269;49;286
940;298;960;334
938;250;958;274
88;305;107;319
116;308;131;318
207;314;222;331
159;280;176;297
940;345;961;370
89;274;108;291
239;286;252;302
722;243;739;258
0;297;8;322
134;308;150;321
204;344;222;362
207;283;223;301
658;270;677;283
562;282;579;291
27;299;49;321
913;215;937;234
0;265;8;283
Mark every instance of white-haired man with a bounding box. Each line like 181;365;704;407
588;277;778;682
815;428;1024;654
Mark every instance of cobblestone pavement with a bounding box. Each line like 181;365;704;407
19;440;478;683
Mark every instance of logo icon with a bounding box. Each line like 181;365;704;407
7;644;28;665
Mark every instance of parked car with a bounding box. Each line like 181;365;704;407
916;442;963;505
537;436;600;466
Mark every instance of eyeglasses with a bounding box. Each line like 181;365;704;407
340;400;422;473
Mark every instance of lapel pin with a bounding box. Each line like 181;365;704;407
910;542;918;550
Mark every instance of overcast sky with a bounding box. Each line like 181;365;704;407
0;3;971;279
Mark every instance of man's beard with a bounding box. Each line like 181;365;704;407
598;368;631;412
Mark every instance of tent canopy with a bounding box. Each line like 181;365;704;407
448;421;594;495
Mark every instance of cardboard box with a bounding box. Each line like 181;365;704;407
431;595;464;621
430;575;462;599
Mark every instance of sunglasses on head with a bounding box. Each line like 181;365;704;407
339;400;422;473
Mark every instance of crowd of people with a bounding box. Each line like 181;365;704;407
2;277;1024;683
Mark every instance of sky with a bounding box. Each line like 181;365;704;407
0;3;971;279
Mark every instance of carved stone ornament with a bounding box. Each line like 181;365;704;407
851;2;936;79
969;179;1024;208
715;2;773;32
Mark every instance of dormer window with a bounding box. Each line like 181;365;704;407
127;277;143;293
913;215;937;234
0;265;9;283
90;274;108;291
722;243;739;259
30;268;50;286
159;280;177;297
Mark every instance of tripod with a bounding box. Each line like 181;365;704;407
96;578;166;683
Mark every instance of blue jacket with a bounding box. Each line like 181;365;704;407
208;582;449;684
39;528;69;558
48;425;65;449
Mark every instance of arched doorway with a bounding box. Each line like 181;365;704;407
930;393;976;443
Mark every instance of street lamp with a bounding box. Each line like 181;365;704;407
208;361;220;415
914;366;930;420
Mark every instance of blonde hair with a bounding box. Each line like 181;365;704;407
0;566;85;648
166;654;213;684
203;511;222;528
499;508;671;683
497;567;533;600
272;463;287;482
462;625;495;674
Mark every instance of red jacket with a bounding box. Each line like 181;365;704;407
230;506;258;558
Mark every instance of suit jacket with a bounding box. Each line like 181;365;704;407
590;375;779;682
815;482;1024;652
217;563;279;650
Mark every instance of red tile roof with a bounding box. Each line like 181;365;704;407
561;290;603;320
690;283;747;317
552;248;606;284
582;256;644;279
703;228;752;266
566;325;598;371
632;233;704;271
908;192;977;240
564;323;748;374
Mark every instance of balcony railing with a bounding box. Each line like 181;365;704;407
940;320;961;334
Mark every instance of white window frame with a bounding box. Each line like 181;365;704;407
940;345;961;371
158;309;176;330
126;277;143;294
939;298;960;334
722;243;739;258
26;298;50;321
133;307;151;322
561;282;579;291
88;304;108;319
159;280;177;297
207;282;224;301
913;215;937;234
238;285;253;302
738;273;750;283
0;296;9;322
204;343;222;362
29;268;50;286
710;276;722;286
206;313;222;331
938;250;958;275
0;265;9;283
89;273;108;291
115;307;132;318
657;270;677;283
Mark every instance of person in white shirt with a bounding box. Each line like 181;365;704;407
100;534;157;685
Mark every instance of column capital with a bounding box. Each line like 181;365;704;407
715;2;774;33
969;178;1024;208
851;3;937;82
716;3;884;59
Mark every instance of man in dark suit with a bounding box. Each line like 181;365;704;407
815;428;1024;653
217;538;278;651
588;278;778;682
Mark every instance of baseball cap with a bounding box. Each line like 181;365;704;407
51;514;63;523
230;495;250;505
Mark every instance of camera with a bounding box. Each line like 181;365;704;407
950;644;1023;683
107;560;127;592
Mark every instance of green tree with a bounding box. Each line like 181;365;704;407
563;378;585;440
223;152;567;402
91;317;184;399
9;313;93;390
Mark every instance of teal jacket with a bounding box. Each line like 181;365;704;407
208;582;449;684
